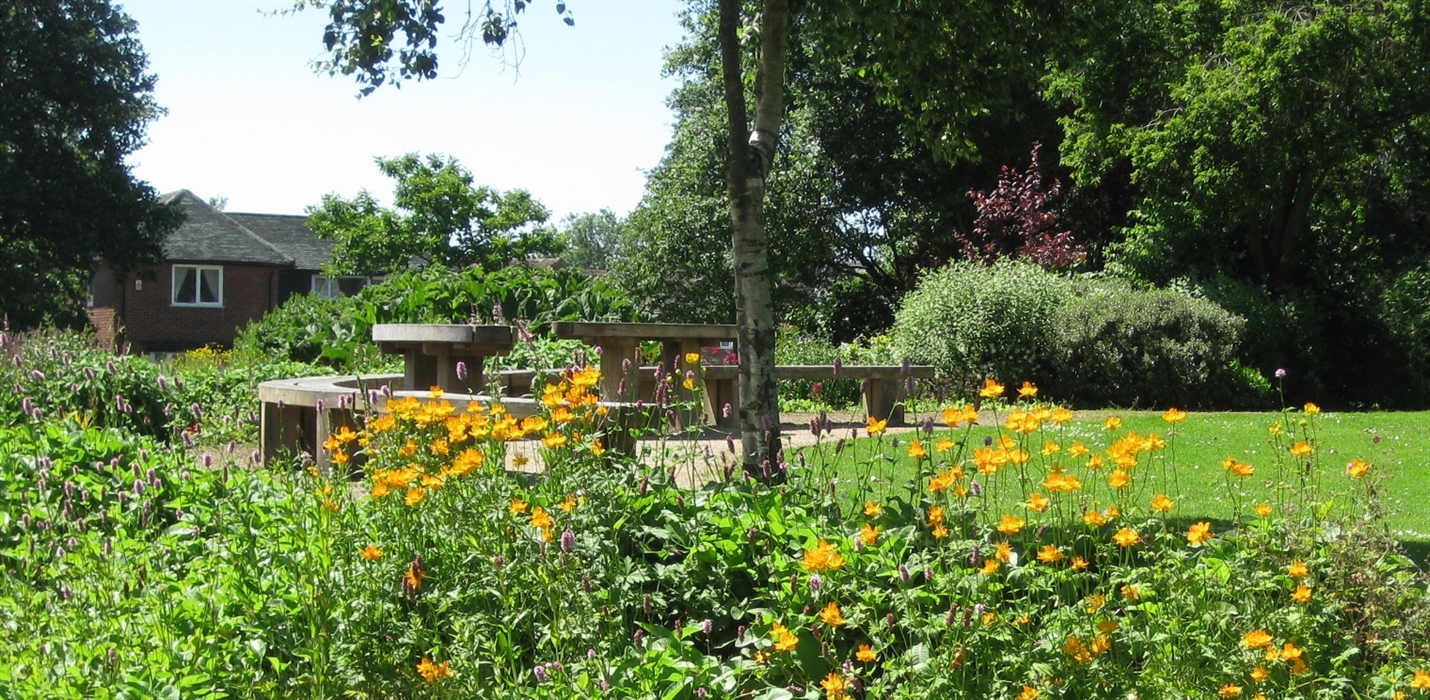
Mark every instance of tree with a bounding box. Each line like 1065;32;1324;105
306;153;556;276
299;0;794;473
557;209;623;271
0;0;181;329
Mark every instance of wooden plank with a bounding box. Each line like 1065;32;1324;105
703;365;934;380
553;321;738;341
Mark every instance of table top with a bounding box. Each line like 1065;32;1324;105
552;321;738;341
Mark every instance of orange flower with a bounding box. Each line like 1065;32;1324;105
1187;521;1213;547
979;378;1005;399
1150;493;1174;512
1083;509;1107;527
803;540;846;572
980;558;1001;576
1411;669;1430;690
865;416;888;436
1121;585;1140;601
405;487;426;506
1289;441;1313;458
361;545;383;561
1291;584;1312;604
1026;493;1050;512
1018;381;1038;398
856;644;877;662
1161;407;1187;423
1303;402;1320;416
1108;469;1132;490
1255;502;1273;518
1103;416;1123;431
1071;556;1089;570
821;672;849;700
860;523;880;547
416;657;452;683
1346;458;1370;479
997;513;1025;535
1220;684;1243;698
771;623;799;652
907;439;927;460
1241;629;1273;650
1286;560;1309;579
863;501;883;517
1037;544;1065;564
1250;666;1269;683
1113;527;1140;548
819;601;845;627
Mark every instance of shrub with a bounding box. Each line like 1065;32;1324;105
0;328;174;438
1050;280;1263;408
776;325;900;409
1382;260;1430;394
890;259;1070;394
164;346;337;447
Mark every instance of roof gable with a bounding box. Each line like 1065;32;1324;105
226;213;333;272
157;190;292;266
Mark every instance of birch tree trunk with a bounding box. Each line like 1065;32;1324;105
717;0;789;478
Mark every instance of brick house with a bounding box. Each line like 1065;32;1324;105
88;190;366;355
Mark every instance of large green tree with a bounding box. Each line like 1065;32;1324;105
299;0;794;472
0;0;180;329
307;153;555;276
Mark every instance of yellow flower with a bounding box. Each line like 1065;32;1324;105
1411;669;1430;690
371;482;391;499
1346;458;1370;478
928;469;957;493
1067;441;1089;458
1071;556;1089;570
405;487;426;506
590;440;605;457
907;439;927;460
1250;665;1269;683
1220;684;1243;698
802;540;846;572
935;437;956;452
979;378;1005;399
819;601;845;627
427;386;445;398
1050;406;1075;424
1083;509;1107;527
863;501;882;517
860;522;880;546
1223;456;1254;478
1037;544;1065;564
1018;381;1038;398
1161;407;1187;423
1017;685;1040;700
996;513;1025;535
1108;469;1132;490
509;498;529;515
1289;441;1313;458
1241;629;1273;649
530;507;554;531
1304;402;1320;415
1104;416;1123;431
1286;560;1309;579
416;657;452;683
685;352;701;365
981;611;996;626
931;523;950;539
560;494;579;512
1255;502;1273;517
1026;493;1050;512
1151;493;1174;512
1121;585;1140;601
1291;584;1312;604
1113;527;1140;548
361;545;383;561
865;416;888;436
928;505;946;525
771;623;798;652
995;541;1012;562
1187;521;1213;547
752;650;770;665
682;377;696;390
542;432;569;449
856;644;877;663
980;558;1001;576
513;454;530;468
1085;593;1105;613
820;672;849;700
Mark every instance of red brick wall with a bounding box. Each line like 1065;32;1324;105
87;264;280;353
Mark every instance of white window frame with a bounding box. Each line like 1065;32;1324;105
311;274;374;299
172;265;224;307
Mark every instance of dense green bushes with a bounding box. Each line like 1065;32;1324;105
1;329;172;438
890;261;1270;409
890;260;1070;397
235;265;643;370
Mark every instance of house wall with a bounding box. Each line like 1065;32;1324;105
88;264;280;353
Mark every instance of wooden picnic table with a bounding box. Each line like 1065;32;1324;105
552;321;737;425
372;324;514;392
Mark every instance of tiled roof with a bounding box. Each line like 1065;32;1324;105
156;191;334;271
227;213;333;272
158;190;291;266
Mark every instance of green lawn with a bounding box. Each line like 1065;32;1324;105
791;409;1430;558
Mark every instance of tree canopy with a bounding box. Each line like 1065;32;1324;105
0;0;180;329
306;153;556;276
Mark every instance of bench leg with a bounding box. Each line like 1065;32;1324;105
596;337;639;401
864;379;906;425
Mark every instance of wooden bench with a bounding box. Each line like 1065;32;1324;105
703;364;935;426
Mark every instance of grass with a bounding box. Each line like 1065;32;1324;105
791;408;1430;560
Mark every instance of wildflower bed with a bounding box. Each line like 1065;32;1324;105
3;365;1430;698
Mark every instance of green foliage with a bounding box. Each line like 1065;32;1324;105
0;328;173;439
1381;260;1430;394
557;209;624;271
306;152;557;276
775;325;898;410
235;265;642;370
0;0;182;329
1049;281;1263;409
891;260;1071;394
164;346;337;447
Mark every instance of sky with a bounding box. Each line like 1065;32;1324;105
119;0;689;221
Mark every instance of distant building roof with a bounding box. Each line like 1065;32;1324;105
157;190;330;270
227;213;333;271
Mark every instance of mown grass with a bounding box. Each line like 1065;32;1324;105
792;409;1430;558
